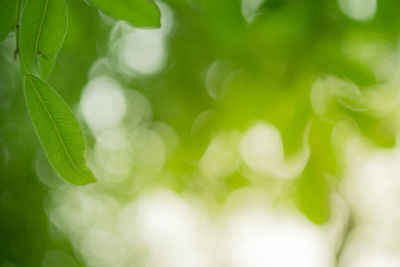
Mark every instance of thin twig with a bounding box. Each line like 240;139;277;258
336;212;355;266
14;0;23;60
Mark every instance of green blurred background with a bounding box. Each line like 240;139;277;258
2;0;400;266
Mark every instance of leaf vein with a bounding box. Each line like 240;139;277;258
26;75;92;181
34;0;49;57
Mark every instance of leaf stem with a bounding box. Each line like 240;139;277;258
14;0;23;60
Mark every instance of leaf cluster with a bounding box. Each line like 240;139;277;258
0;0;161;184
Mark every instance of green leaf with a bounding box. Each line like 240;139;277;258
39;56;56;80
296;118;335;225
20;0;67;71
88;0;161;28
24;74;96;185
296;167;330;225
348;110;396;148
0;0;19;42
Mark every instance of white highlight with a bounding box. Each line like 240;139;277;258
241;0;265;23
130;129;166;174
239;122;310;179
120;29;166;75
94;128;133;181
338;0;377;22
205;60;235;100
115;3;174;76
310;76;365;117
200;130;241;179
80;76;126;133
48;186;345;267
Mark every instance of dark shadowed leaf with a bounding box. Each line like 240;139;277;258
0;0;19;42
24;74;96;185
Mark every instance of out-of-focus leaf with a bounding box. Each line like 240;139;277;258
20;0;67;71
296;118;335;224
0;0;19;42
88;0;161;28
24;74;96;185
350;111;396;148
296;165;330;225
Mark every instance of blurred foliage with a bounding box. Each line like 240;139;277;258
2;0;400;265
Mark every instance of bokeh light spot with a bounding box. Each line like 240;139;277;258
80;76;126;134
338;0;377;22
